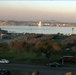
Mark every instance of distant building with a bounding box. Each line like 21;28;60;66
0;28;8;39
0;28;8;34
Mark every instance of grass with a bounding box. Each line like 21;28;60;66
63;62;76;67
0;51;76;67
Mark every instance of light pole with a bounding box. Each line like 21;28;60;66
62;58;64;65
31;28;32;33
72;28;74;34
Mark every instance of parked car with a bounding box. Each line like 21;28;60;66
0;59;9;64
47;62;61;67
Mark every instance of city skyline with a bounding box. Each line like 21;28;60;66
0;1;76;23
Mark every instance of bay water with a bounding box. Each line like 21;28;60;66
0;26;76;34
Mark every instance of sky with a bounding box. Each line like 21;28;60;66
0;1;76;23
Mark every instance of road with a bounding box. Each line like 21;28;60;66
0;64;76;75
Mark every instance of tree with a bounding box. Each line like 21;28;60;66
9;40;29;53
35;40;53;58
0;43;10;52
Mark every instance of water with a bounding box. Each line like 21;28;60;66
0;26;76;34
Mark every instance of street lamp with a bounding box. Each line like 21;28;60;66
72;28;74;34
